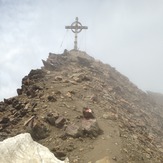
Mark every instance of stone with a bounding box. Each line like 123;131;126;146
28;122;49;140
17;88;23;95
12;100;24;110
0;117;10;124
90;94;98;102
24;116;49;140
73;77;81;82
95;156;110;163
81;119;102;137
28;69;45;80
66;92;72;98
65;124;83;138
4;98;13;105
26;88;36;98
0;102;5;112
47;95;57;102
52;150;67;161
55;76;63;81
83;107;95;119
0;133;69;163
45;112;59;126
55;116;66;128
102;112;118;120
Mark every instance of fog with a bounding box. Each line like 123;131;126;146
1;0;163;101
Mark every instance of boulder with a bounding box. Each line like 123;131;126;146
0;133;69;163
81;119;102;137
17;88;23;95
24;116;49;140
65;124;83;138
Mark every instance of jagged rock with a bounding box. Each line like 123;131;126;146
4;98;14;105
28;123;49;140
0;117;10;124
17;88;23;95
0;102;5;112
28;69;45;80
0;133;69;163
55;116;66;128
12;99;24;110
42;59;56;70
48;95;57;102
53;150;67;161
45;112;59;126
65;124;83;138
24;116;49;140
81;119;102;137
26;88;37;98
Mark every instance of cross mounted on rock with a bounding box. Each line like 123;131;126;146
65;17;88;50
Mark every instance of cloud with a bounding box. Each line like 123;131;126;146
1;0;163;100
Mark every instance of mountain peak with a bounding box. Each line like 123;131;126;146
0;50;163;162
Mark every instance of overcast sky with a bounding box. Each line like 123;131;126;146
0;0;163;101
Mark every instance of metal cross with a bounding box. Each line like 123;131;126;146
65;17;88;50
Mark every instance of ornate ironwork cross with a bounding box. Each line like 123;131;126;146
65;17;88;50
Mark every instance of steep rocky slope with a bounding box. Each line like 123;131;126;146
0;49;163;163
147;91;163;106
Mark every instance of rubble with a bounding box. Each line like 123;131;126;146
1;50;163;162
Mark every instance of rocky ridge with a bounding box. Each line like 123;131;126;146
0;49;163;163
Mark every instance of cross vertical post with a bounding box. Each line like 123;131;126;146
65;17;88;50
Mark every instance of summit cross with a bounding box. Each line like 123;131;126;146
65;17;88;50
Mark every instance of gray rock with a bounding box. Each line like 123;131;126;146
45;112;59;126
55;116;66;128
65;124;83;138
81;119;102;137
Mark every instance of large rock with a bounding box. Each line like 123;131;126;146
82;119;102;137
95;156;110;163
0;133;69;163
65;124;83;138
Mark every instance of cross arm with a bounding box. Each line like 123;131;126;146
65;26;88;29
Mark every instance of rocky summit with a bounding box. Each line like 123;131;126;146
0;49;163;163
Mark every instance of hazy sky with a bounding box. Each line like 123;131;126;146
0;0;163;101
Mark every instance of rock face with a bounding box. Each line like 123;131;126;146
0;133;69;163
1;49;163;162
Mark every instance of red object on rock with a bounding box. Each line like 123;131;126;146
83;107;95;119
